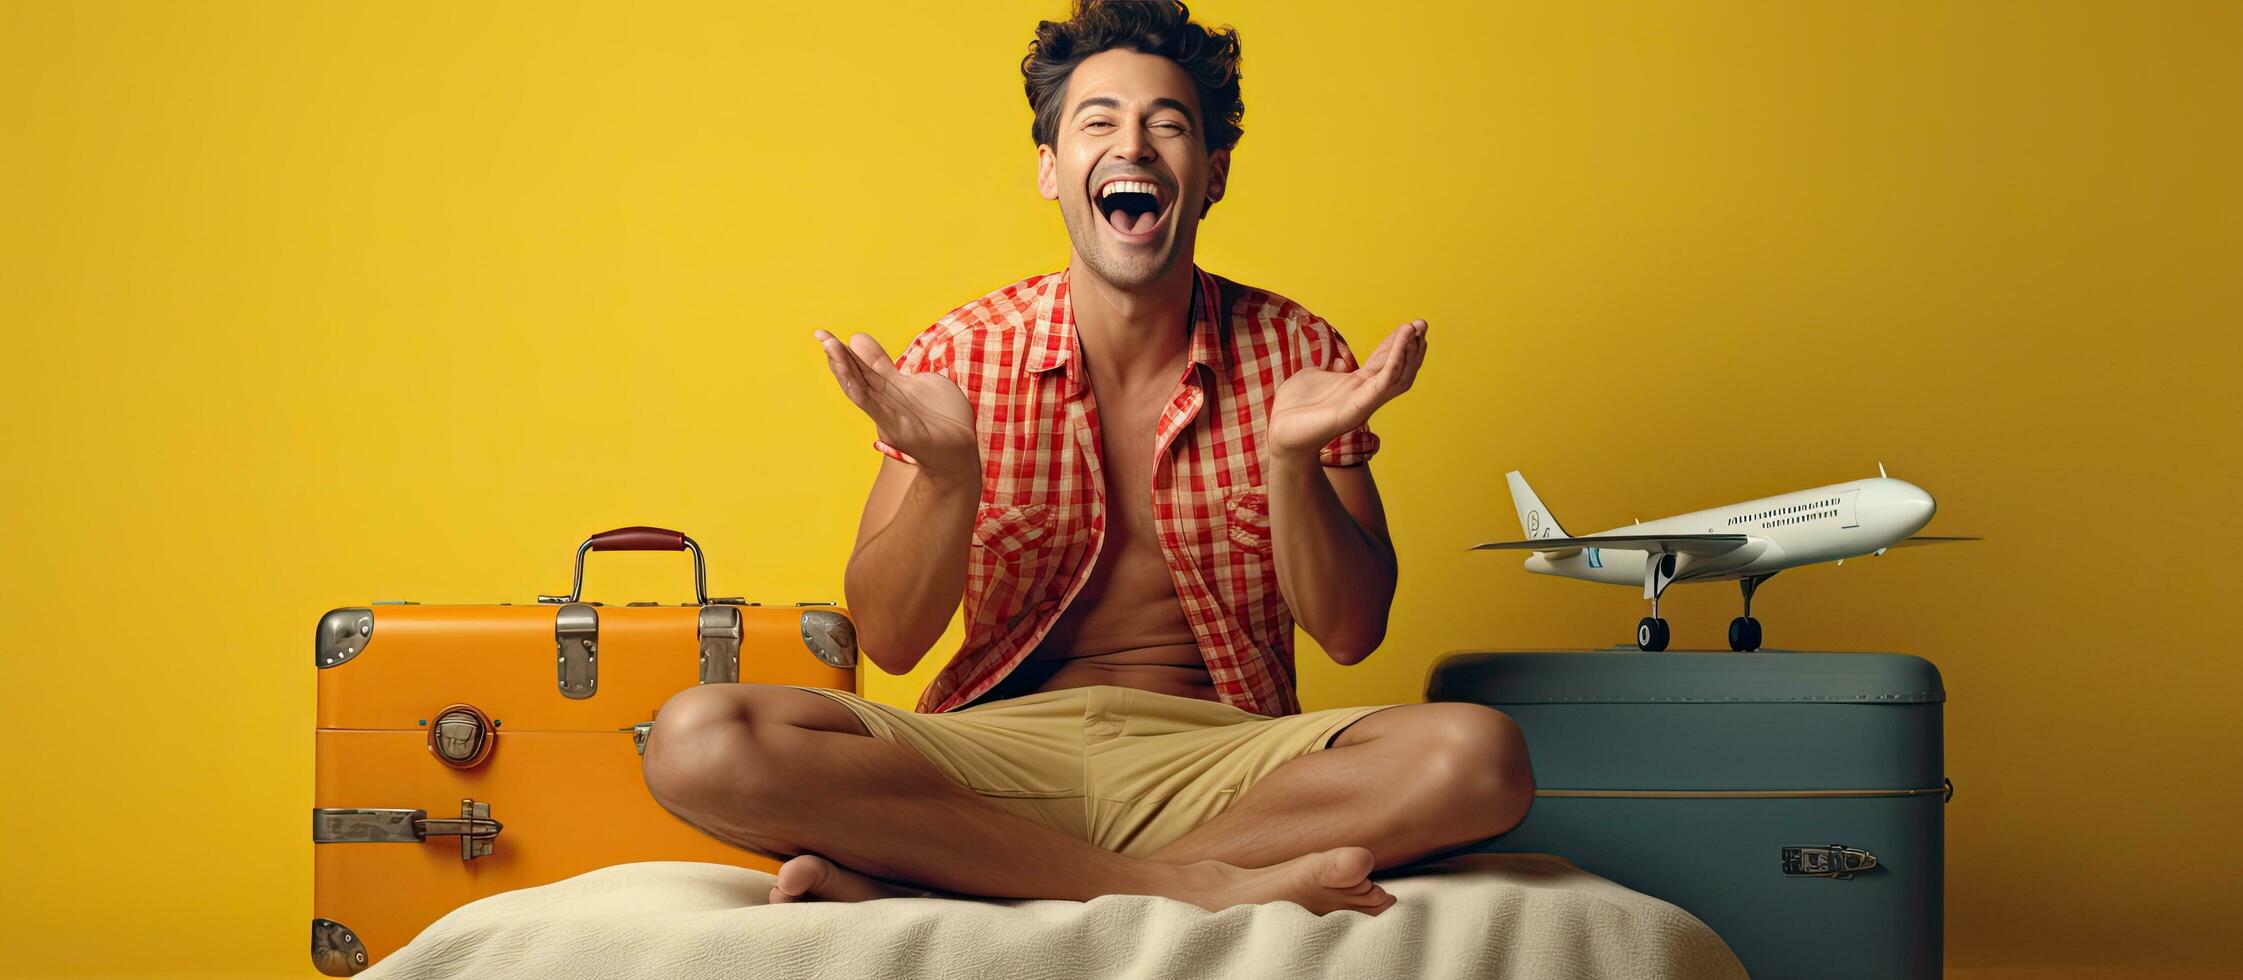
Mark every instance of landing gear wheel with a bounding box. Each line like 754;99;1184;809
1728;616;1763;652
1637;617;1671;652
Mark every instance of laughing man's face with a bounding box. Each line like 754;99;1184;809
1038;49;1230;291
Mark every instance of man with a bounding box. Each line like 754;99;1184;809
644;1;1532;917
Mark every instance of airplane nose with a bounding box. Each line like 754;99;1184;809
1889;484;1936;535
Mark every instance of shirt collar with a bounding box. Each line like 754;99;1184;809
1027;265;1225;390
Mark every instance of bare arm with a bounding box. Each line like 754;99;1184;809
1263;319;1428;665
1267;460;1394;665
843;457;979;674
814;329;982;674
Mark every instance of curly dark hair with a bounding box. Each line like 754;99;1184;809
1022;0;1244;153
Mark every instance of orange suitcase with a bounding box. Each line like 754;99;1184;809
310;526;857;976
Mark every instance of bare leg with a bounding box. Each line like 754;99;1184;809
1145;703;1534;870
641;684;1395;915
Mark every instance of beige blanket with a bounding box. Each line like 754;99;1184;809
363;852;1745;979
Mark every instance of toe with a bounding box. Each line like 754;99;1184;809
774;855;833;898
1314;847;1377;888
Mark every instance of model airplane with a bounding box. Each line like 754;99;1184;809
1474;467;1976;652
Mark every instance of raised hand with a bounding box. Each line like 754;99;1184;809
1268;319;1428;460
814;329;979;477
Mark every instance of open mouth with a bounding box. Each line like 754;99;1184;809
1093;176;1170;243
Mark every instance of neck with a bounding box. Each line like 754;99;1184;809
1067;255;1197;386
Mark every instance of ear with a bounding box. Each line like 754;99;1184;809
1200;147;1231;218
1036;144;1060;202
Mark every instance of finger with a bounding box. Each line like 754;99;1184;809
815;331;862;391
847;333;900;379
1397;328;1428;392
833;333;914;414
818;332;883;412
1357;333;1398;374
1363;320;1399;385
1359;320;1414;374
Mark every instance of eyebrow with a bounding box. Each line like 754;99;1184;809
1070;95;1197;124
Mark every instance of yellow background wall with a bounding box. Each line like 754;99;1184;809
3;1;2236;976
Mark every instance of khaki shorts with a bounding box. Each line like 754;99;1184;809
793;684;1401;860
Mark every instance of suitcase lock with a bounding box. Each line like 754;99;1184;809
1781;843;1879;879
313;799;503;861
427;703;496;769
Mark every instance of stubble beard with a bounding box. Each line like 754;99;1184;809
1066;198;1187;290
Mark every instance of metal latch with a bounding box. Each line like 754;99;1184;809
698;604;742;684
1781;843;1878;879
627;720;655;755
313;799;503;861
554;602;599;699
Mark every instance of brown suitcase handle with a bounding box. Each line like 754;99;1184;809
537;526;742;606
587;526;688;552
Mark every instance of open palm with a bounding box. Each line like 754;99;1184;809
1268;319;1429;458
814;329;978;474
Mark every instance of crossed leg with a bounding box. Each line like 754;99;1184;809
640;684;1531;915
1144;701;1535;869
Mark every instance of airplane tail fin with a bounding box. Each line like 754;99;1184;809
1505;471;1570;540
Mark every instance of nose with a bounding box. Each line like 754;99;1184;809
1886;483;1936;536
1112;124;1153;164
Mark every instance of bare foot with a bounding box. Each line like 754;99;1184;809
768;853;936;904
1171;846;1396;916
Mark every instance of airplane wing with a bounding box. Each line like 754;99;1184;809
1885;535;1981;549
1471;533;1752;557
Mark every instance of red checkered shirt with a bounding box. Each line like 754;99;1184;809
878;265;1379;717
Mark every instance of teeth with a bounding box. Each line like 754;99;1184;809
1099;180;1161;201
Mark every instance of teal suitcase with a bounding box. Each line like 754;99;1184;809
1427;651;1948;979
